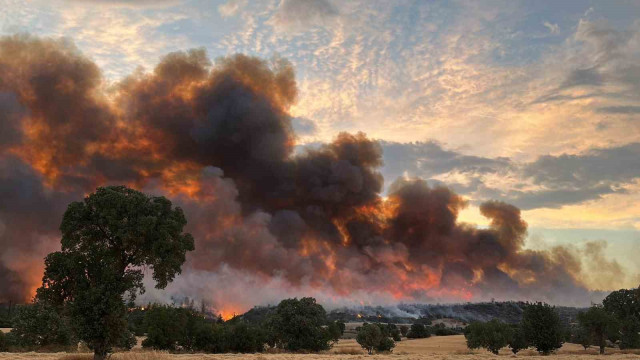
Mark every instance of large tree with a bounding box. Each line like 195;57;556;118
36;186;195;360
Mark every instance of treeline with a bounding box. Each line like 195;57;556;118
0;297;346;354
464;288;640;355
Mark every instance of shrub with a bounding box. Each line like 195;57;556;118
377;336;396;352
522;302;563;354
464;319;512;355
9;302;76;349
406;323;430;339
356;323;395;354
399;325;409;337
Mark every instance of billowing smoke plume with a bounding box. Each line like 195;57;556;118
0;34;603;309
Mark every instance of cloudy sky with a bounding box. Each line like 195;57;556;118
2;0;640;294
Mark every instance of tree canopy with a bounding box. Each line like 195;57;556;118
521;302;564;355
36;186;194;360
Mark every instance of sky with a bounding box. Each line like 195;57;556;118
1;0;640;311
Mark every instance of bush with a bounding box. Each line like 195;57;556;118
433;323;459;336
406;323;430;339
522;302;564;354
9;302;76;349
356;323;395;354
464;319;512;355
377;336;396;352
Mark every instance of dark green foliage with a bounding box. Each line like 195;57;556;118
142;305;265;353
0;331;7;352
127;308;147;336
571;325;592;350
266;297;333;352
577;306;618;354
142;306;183;350
355;323;395;354
390;328;402;341
464;319;512;355
36;186;194;360
377;336;396;352
327;321;344;343
432;323;460;336
521;302;564;355
508;325;528;354
619;316;640;349
8;302;75;349
603;288;640;320
406;323;430;339
603;288;640;349
399;325;409;337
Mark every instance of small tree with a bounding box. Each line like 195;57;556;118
266;297;332;352
356;323;395;354
572;326;591;350
327;321;343;344
399;325;409;337
464;320;512;355
522;302;563;354
36;186;195;360
508;325;528;354
578;306;618;354
407;323;430;338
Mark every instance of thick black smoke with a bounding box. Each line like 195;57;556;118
0;34;600;306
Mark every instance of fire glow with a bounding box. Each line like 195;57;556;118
0;35;595;310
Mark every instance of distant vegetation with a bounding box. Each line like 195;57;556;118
463;288;640;355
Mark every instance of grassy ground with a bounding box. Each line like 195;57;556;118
2;335;640;359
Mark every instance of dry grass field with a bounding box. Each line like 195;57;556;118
3;335;640;360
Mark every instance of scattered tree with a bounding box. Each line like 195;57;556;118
36;186;195;360
356;323;382;355
266;297;333;352
356;323;395;354
464;319;512;355
578;306;618;354
399;325;409;337
406;323;431;339
521;302;564;355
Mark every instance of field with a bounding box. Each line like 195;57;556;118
3;335;640;360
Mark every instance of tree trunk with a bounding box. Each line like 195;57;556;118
599;345;605;355
94;348;108;360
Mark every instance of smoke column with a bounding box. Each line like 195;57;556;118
0;34;602;310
